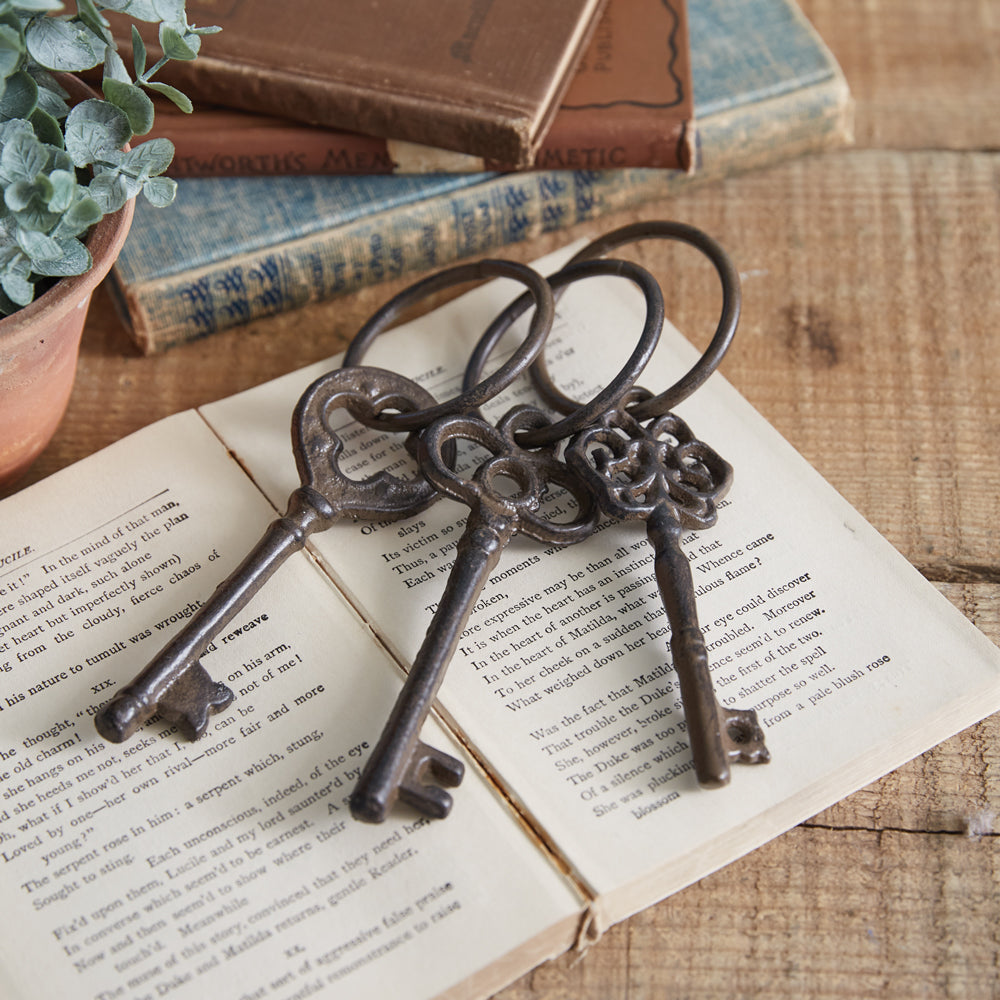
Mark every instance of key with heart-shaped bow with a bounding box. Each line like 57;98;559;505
94;366;448;744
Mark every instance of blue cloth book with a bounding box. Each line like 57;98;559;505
110;0;852;353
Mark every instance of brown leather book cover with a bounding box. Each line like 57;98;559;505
116;0;609;168
147;0;693;177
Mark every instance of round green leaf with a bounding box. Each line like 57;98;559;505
9;1;63;11
17;226;60;259
29;235;91;276
102;44;131;85
25;15;104;72
75;0;113;44
159;24;199;61
103;77;154;135
2;267;35;306
142;79;192;113
141;173;175;206
0;70;37;121
64;98;131;166
45;167;76;211
98;0;162;21
29;106;62;146
86;170;128;213
0;24;25;81
4;178;36;211
130;25;147;79
31;80;68;121
58;194;102;236
0;118;35;142
0;130;47;183
153;0;187;21
123;136;174;177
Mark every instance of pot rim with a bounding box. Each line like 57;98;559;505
0;70;136;346
0;195;135;344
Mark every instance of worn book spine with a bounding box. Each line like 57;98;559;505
156;109;400;178
110;68;851;354
155;105;693;180
109;170;666;353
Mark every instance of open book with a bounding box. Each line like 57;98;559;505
2;247;998;1000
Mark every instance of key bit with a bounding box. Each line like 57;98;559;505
350;405;599;823
95;367;451;745
566;402;769;787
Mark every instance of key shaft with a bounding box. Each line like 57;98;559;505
349;512;508;823
647;506;767;786
95;489;330;743
351;406;598;823
566;407;769;787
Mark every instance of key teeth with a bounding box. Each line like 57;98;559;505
399;782;455;820
95;662;234;744
348;742;465;824
156;663;235;742
719;707;771;766
399;742;465;820
419;741;465;788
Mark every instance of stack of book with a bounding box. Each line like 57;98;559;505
109;0;854;353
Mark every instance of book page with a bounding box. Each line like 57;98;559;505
202;246;1000;925
0;413;582;1000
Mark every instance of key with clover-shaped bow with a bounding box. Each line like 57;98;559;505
565;400;769;788
349;405;598;823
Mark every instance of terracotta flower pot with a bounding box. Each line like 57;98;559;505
0;195;134;487
0;68;137;488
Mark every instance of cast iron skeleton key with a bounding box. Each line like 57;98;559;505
349;406;599;823
94;367;450;744
565;399;769;787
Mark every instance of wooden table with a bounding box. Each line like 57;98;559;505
6;0;998;995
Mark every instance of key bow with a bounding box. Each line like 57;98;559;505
567;406;732;530
419;405;598;546
293;366;446;523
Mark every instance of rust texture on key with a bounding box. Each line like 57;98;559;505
349;405;599;823
94;367;451;745
565;399;769;787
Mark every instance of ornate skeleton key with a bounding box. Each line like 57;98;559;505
95;367;450;744
349;406;599;823
565;400;769;787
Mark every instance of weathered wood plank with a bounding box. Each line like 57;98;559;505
499;826;1000;1000
802;0;1000;152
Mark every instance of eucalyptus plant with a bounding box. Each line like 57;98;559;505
0;0;218;314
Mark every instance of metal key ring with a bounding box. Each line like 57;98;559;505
341;258;554;432
545;220;741;421
461;257;664;449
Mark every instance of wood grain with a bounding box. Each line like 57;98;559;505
3;0;998;996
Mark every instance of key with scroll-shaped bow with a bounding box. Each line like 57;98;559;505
349;405;599;823
565;399;769;787
94;367;450;745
